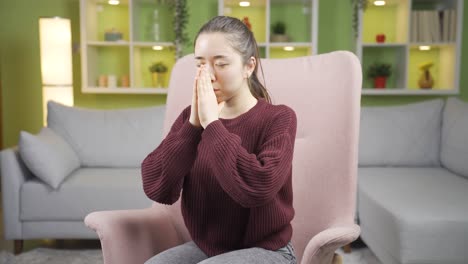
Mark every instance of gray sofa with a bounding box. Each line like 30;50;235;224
2;98;467;263
1;101;165;252
358;97;468;264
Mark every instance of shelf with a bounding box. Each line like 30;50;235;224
133;46;175;88
132;41;174;47
219;0;317;57
362;89;458;95
84;0;130;42
223;0;267;42
132;0;174;42
408;44;456;89
361;43;406;47
362;46;407;89
269;42;312;47
83;87;168;94
357;0;462;95
270;46;311;58
87;41;129;46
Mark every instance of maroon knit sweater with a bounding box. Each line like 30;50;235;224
141;98;297;257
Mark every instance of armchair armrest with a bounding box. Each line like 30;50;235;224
1;147;33;239
84;203;184;264
301;224;360;264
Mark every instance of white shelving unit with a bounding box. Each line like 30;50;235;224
80;0;176;94
356;0;463;95
218;0;318;58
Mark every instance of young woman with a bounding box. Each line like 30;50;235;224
141;16;297;264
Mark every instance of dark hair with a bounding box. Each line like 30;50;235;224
194;16;271;103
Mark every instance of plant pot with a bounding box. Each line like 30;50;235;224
151;72;166;88
376;34;386;43
270;34;289;42
374;76;387;89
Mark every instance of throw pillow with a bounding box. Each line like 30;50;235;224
19;127;80;189
47;101;166;168
441;97;468;179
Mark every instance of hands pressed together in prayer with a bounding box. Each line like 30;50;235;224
189;65;225;129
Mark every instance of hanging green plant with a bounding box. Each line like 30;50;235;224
172;0;190;59
350;0;368;39
155;0;189;60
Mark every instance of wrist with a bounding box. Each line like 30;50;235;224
202;118;218;129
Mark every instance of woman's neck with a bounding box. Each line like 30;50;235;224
219;92;258;119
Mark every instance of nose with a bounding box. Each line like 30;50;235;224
205;64;216;83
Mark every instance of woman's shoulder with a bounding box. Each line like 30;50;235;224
260;101;297;134
263;101;297;122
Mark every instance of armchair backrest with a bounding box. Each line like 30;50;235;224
160;52;362;261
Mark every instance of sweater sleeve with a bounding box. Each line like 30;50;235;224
141;106;203;205
200;107;297;208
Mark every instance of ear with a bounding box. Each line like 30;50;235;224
244;56;256;78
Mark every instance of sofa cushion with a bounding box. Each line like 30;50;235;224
358;167;468;264
18;127;80;189
359;99;443;167
20;168;152;221
47;101;165;168
441;97;468;179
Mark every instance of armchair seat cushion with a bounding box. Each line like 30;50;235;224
358;167;468;264
21;168;152;221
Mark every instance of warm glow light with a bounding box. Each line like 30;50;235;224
374;0;386;6
419;45;431;51
283;46;295;51
152;45;163;50
108;0;120;5
39;17;74;125
239;1;250;7
39;17;72;86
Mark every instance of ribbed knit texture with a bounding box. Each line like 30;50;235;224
141;98;297;257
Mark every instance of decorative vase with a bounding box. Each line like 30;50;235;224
418;69;434;89
152;72;165;88
374;76;386;89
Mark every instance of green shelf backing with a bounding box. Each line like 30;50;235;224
362;46;406;89
134;2;174;42
363;2;408;43
270;3;311;43
96;4;130;41
96;46;129;80
226;6;266;42
134;47;176;88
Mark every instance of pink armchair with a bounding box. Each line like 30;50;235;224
85;51;362;264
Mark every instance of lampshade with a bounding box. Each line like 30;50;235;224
39;17;73;86
39;17;74;125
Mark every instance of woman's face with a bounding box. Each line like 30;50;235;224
194;33;252;103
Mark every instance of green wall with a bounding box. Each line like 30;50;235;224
0;0;467;148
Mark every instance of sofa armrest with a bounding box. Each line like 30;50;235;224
301;224;360;264
0;147;33;239
84;204;184;264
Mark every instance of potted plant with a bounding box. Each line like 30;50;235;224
271;21;289;42
367;62;392;89
149;62;168;88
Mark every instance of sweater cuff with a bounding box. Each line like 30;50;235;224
178;120;203;142
202;120;229;141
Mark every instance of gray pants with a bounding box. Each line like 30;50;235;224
145;241;297;264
